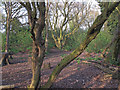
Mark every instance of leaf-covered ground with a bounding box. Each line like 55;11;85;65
1;48;119;88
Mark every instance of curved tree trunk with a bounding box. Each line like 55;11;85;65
42;2;120;88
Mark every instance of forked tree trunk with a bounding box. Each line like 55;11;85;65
29;3;45;88
42;2;120;88
19;2;45;89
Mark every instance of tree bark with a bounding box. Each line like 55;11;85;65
45;1;49;52
5;2;11;65
112;6;120;65
29;3;45;89
20;2;45;89
5;2;11;53
42;2;120;88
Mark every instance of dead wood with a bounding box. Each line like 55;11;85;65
0;85;14;89
86;60;119;79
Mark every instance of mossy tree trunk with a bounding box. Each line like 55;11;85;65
42;2;120;88
112;7;120;65
20;2;45;89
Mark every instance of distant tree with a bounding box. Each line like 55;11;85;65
3;2;24;53
48;1;92;49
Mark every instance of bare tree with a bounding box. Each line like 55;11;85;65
48;1;92;49
0;2;25;66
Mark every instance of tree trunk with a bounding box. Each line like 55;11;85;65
0;52;10;66
42;2;120;88
45;1;49;52
5;2;11;53
4;2;11;65
101;34;119;58
19;2;45;89
29;40;45;88
28;2;45;89
112;7;120;65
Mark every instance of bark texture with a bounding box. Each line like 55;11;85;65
42;2;120;88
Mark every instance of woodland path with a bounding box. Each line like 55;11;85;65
1;48;119;88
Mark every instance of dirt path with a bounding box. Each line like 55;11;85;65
1;49;119;88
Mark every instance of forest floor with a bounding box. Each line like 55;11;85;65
1;48;119;88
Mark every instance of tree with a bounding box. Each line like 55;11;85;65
3;2;24;53
0;2;11;66
45;0;49;52
48;1;92;49
0;2;24;66
19;2;45;88
112;6;120;65
100;3;120;65
5;2;11;53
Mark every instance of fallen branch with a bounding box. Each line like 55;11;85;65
86;60;118;73
94;63;117;74
0;85;14;89
84;60;120;79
